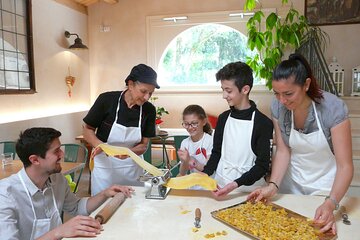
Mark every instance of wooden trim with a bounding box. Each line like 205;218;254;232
75;0;98;6
55;0;88;15
103;0;119;4
28;0;36;92
0;89;37;95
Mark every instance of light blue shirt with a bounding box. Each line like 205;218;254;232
0;168;89;240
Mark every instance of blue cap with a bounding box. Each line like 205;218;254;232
125;64;160;89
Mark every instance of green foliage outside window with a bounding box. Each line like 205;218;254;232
159;23;260;86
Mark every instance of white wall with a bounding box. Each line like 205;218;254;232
87;0;360;128
1;0;359;138
0;1;90;143
0;111;86;144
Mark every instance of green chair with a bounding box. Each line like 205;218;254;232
0;141;16;159
169;135;188;177
61;143;88;193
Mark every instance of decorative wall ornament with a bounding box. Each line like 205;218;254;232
65;67;75;97
351;65;360;96
328;57;344;96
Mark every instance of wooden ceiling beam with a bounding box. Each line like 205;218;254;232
74;0;98;6
102;0;119;4
74;0;119;6
55;0;87;14
55;0;119;13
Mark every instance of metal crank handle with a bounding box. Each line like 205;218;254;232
169;161;181;172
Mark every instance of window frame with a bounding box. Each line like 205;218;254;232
0;0;35;95
146;9;274;93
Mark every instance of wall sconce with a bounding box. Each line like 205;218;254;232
64;30;88;49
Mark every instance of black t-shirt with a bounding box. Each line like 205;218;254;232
83;91;156;142
203;100;273;187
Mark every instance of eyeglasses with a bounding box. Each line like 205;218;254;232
182;122;199;128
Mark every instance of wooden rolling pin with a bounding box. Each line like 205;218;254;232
95;192;126;224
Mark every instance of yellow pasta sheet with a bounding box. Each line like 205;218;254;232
164;173;217;191
90;143;163;176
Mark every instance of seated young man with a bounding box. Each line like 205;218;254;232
0;127;134;240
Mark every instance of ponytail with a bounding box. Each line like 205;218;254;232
273;53;323;102
203;122;212;136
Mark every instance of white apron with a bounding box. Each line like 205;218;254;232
214;111;266;192
19;174;62;240
280;101;336;195
91;91;144;195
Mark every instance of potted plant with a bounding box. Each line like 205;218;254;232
150;97;169;133
244;0;329;89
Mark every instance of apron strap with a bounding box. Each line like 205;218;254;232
18;173;59;220
291;101;323;132
115;91;143;129
19;173;37;219
311;101;323;132
113;91;124;124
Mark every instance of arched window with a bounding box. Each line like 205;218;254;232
147;10;270;91
158;23;258;86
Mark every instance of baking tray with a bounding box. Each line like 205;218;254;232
211;201;337;240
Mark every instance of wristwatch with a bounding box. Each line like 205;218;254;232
325;196;339;210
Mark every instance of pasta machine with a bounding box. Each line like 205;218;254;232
138;169;171;200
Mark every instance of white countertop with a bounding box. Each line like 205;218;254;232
161;128;189;136
65;187;360;240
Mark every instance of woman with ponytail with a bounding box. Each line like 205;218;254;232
248;53;353;235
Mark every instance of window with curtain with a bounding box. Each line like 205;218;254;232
0;0;34;94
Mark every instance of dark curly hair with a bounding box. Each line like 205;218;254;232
16;127;61;168
215;61;254;93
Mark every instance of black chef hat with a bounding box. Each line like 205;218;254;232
125;64;160;89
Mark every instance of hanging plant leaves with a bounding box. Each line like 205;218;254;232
244;0;257;11
245;3;327;90
266;13;279;30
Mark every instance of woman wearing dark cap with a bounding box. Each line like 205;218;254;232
83;64;160;195
248;54;353;234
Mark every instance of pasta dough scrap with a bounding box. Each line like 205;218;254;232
90;143;163;176
164;173;217;191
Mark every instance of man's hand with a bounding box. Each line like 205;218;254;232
104;185;134;198
47;215;102;239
